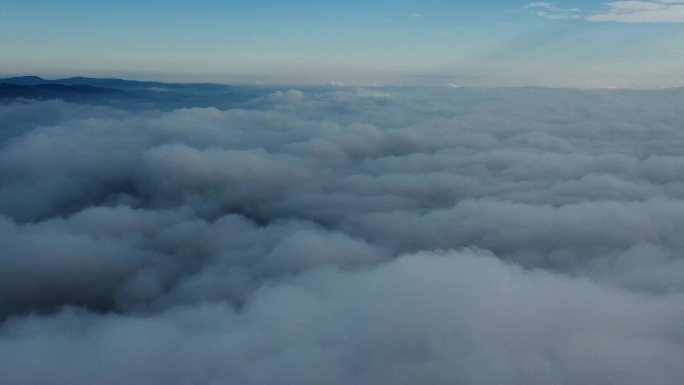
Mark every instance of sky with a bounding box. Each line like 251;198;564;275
2;1;684;86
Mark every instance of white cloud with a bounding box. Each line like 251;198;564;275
526;0;684;22
588;1;684;22
524;2;582;19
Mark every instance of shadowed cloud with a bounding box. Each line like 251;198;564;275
2;86;684;384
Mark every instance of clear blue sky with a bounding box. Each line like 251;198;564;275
2;0;683;87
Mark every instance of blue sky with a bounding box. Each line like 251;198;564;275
2;0;684;86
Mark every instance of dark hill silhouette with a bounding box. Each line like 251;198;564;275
0;82;129;99
0;76;229;90
0;76;48;85
0;76;275;110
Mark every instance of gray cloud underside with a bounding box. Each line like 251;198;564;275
2;87;684;384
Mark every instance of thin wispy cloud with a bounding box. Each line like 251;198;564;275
524;2;582;19
589;0;684;22
527;1;684;22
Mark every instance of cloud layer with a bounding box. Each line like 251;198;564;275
2;87;684;384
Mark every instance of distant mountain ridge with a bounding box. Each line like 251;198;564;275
0;76;48;85
0;81;130;101
0;76;228;90
0;76;272;110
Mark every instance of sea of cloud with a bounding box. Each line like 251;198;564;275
2;87;684;384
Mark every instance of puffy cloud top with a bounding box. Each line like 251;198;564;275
2;86;684;384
